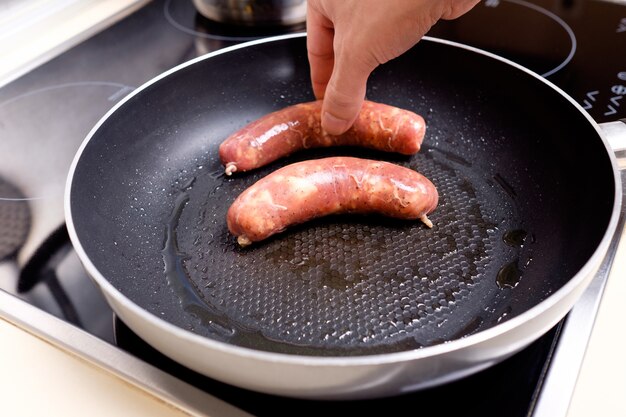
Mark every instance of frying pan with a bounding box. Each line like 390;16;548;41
65;34;625;399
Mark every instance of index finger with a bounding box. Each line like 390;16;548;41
306;4;335;100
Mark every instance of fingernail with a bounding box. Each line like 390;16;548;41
323;112;349;135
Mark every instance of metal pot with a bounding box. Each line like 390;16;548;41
192;0;307;26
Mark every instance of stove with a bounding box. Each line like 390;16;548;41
0;0;624;416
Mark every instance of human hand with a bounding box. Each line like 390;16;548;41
307;0;479;135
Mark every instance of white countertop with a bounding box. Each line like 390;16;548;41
567;222;626;417
0;318;192;417
1;1;625;415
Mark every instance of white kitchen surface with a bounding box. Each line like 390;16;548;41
0;318;192;417
567;222;626;417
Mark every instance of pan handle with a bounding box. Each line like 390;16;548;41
600;119;626;169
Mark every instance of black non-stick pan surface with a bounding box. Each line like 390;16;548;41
69;36;615;357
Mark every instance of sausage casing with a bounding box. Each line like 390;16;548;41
219;100;426;175
227;157;438;246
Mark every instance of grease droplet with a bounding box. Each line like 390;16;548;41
496;260;522;289
503;229;528;247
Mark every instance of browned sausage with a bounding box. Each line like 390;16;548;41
227;157;438;247
219;100;426;175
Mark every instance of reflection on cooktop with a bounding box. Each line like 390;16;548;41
428;0;626;123
0;81;134;262
429;0;575;77
0;82;134;202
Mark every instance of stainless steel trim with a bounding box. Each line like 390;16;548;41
601;121;626;169
0;289;251;417
602;121;626;153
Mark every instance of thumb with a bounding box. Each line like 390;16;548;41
321;53;375;135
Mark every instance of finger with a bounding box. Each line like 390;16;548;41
321;46;376;135
306;5;335;100
441;0;481;20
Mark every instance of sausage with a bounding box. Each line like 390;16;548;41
219;100;426;175
227;157;438;247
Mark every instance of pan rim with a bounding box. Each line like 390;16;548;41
65;32;622;366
